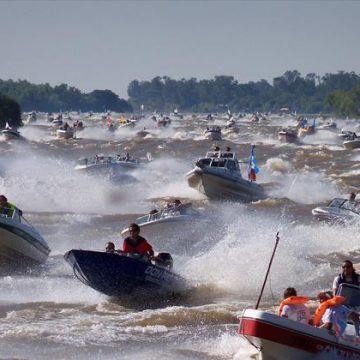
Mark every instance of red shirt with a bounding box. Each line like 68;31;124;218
123;235;154;256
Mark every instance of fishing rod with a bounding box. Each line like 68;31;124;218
255;231;280;310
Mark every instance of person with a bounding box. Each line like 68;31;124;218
165;199;185;210
105;241;115;253
278;287;311;324
314;292;360;337
349;192;356;201
122;223;154;259
332;260;360;295
0;195;21;218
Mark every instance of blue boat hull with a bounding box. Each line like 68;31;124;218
64;250;187;299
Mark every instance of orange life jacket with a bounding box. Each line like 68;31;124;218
313;295;346;326
278;296;310;316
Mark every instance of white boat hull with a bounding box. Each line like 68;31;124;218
239;309;360;360
0;216;50;269
278;131;298;143
56;129;74;139
121;214;195;237
2;129;22;140
186;167;265;202
343;139;360;150
204;131;222;141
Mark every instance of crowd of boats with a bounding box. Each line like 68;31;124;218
1;109;360;359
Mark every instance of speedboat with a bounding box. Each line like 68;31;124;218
120;204;200;237
312;198;360;223
298;125;315;137
343;138;360;150
2;128;22;140
278;128;298;143
156;117;171;127
238;308;360;360
204;126;222;141
56;128;74;139
2;122;22;140
0;209;51;270
223;118;240;135
185;149;265;202
318;120;337;130
23;111;37;124
338;130;357;140
64;250;187;299
75;154;140;173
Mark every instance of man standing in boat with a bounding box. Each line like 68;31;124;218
122;223;154;260
332;260;360;295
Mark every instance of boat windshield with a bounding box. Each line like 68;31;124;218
328;198;347;208
0;207;21;222
327;198;360;214
341;200;360;214
135;205;194;225
337;283;360;307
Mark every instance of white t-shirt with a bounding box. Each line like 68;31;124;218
281;304;310;324
321;305;352;336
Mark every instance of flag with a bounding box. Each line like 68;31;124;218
248;145;259;182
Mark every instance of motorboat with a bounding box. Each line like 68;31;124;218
120;204;200;237
136;128;150;138
75;154;140;173
223;118;240;135
64;250;187;299
343;138;360;150
56;127;74;139
318;120;337;130
185;149;266;202
118;117;136;128
278;128;298;143
204;126;222;141
23;111;37;124
156;117;171;127
2;128;22;140
1;122;22;140
338;130;358;140
298;125;315;137
0;208;51;270
312;198;360;223
238;308;360;360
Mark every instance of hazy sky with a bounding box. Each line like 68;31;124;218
1;0;359;98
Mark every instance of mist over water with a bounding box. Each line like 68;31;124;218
0;113;359;359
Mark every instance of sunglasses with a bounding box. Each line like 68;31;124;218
342;265;352;269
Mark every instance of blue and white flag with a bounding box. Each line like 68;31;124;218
248;145;259;181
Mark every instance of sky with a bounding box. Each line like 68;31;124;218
0;0;359;99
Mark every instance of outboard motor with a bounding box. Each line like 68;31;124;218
155;252;173;270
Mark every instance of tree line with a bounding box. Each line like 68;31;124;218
0;79;133;113
1;70;360;129
127;70;360;116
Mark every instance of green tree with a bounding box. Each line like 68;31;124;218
0;94;22;128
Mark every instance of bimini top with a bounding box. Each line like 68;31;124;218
195;150;240;173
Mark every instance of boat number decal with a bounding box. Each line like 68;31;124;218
145;266;175;281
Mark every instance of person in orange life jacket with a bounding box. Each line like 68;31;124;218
332;260;360;296
278;287;311;325
122;223;154;259
315;292;359;336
